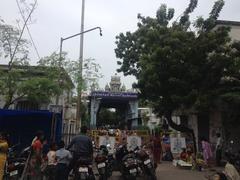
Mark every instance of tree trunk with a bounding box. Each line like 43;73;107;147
3;95;13;109
3;94;25;109
165;111;197;154
3;101;12;109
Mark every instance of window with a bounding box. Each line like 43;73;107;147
16;100;39;111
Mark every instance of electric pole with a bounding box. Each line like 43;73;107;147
76;0;85;132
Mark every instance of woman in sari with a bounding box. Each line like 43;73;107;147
28;131;44;180
201;137;213;165
0;132;9;180
152;133;162;165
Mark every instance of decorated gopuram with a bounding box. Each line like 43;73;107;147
89;74;138;129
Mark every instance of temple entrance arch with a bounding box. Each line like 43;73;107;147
97;108;118;127
89;74;139;129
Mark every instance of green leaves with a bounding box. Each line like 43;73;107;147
0;22;30;63
179;0;198;29
209;0;225;20
19;77;60;103
115;0;240;117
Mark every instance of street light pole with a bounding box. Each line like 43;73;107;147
59;27;102;63
77;0;85;131
59;26;102;131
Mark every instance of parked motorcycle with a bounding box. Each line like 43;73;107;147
115;144;140;180
134;146;156;180
95;144;113;180
73;157;95;180
3;145;28;180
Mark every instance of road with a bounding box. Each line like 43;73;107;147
102;162;222;180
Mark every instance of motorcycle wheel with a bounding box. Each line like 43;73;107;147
122;174;136;180
74;173;87;180
3;175;19;180
99;174;108;180
147;169;157;180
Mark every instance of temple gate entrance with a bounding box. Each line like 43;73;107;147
89;74;139;129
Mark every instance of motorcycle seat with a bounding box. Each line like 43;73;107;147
77;157;92;165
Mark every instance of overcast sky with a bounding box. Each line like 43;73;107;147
1;0;240;88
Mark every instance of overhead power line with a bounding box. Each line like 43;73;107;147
16;0;41;61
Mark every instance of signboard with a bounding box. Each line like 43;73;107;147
91;91;138;99
170;137;186;154
127;135;142;151
99;136;116;153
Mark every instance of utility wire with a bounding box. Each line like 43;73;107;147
16;0;41;61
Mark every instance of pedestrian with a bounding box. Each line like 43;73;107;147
152;133;162;165
56;140;72;180
201;137;213;165
67;126;93;177
180;148;187;161
29;131;45;180
44;142;57;180
0;132;9;180
224;153;240;180
216;133;223;166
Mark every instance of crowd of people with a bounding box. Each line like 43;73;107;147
28;131;73;180
26;125;92;180
1;128;240;180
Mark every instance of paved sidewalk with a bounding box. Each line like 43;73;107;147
157;162;206;180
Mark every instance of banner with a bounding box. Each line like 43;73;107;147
99;136;116;153
170;137;186;153
127;135;142;151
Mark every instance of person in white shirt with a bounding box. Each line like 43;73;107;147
45;143;57;180
56;140;72;180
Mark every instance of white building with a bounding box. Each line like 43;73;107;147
0;64;77;142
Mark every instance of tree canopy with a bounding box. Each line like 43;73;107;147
0;19;69;108
115;0;240;150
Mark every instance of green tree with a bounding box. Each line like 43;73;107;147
38;52;103;96
83;58;103;92
38;52;74;96
0;1;37;108
39;52;103;127
80;102;90;126
115;0;240;152
0;1;67;109
98;109;118;127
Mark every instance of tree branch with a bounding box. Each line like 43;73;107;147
165;111;197;154
16;0;41;60
9;0;37;70
3;93;27;109
5;31;13;60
